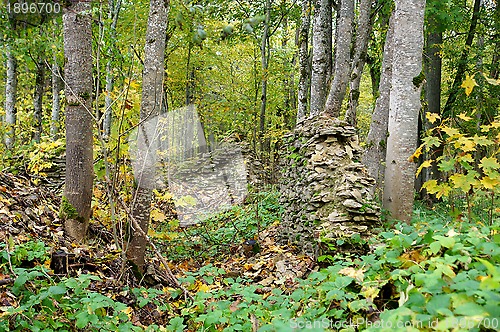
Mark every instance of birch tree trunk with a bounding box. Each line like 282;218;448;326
62;0;94;242
383;0;425;222
51;55;62;140
103;0;122;138
297;0;311;121
33;59;45;143
309;0;332;117
362;13;394;198
324;0;354;117
345;0;373;125
4;49;17;149
128;0;169;272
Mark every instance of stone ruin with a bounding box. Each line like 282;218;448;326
278;114;380;258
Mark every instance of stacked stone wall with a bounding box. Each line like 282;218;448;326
278;114;380;257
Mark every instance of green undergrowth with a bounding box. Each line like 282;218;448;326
154;188;282;262
1;201;499;331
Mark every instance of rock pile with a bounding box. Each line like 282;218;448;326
278;114;380;257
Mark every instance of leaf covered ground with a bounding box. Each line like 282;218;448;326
1;172;500;331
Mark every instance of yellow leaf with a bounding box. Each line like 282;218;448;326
442;126;461;139
481;176;500;190
454;136;476;152
426;112;440;124
409;146;423;162
416;160;433;177
460;74;478;96
339;267;365;282
483;73;500;86
457;113;472;121
150;208;167;222
121;307;133;319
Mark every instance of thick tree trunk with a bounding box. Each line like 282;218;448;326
362;13;394;198
51;55;62;140
103;0;122;138
128;0;169;272
297;0;311;121
62;1;94;242
383;0;425;222
259;0;271;151
345;0;373;126
4;49;17;149
309;0;332;117
33;59;45;143
324;0;354;117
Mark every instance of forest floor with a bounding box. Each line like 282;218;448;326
1;171;499;331
0;172;316;330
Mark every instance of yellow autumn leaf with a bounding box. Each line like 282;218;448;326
454;136;475;152
426;112;440;124
409;146;423;162
195;281;211;293
483;74;500;86
457;113;472;121
339;266;365;282
460;74;478;96
150;208;167;222
442;126;461;139
416;160;433;177
481;176;500;190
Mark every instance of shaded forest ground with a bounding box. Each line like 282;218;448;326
1;172;499;331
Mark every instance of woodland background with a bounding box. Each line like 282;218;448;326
0;0;500;331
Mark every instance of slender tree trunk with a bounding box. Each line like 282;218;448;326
103;0;122;138
4;49;17;149
490;1;500;79
33;59;45;143
362;12;394;198
345;0;373;125
62;0;94;242
297;0;311;121
309;0;332;117
324;0;354;117
383;0;425;223
185;43;195;106
128;0;169;272
421;30;442;195
259;0;271;151
51;55;62;140
442;0;481;118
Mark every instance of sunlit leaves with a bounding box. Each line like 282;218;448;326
460;74;478;96
426;112;440;124
479;157;500;171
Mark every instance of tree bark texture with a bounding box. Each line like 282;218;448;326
383;0;425;222
421;30;442;191
51;56;62;140
103;0;122;138
33;59;45;143
259;0;271;150
297;0;311;121
362;13;394;198
62;1;94;242
128;0;169;271
345;0;373;125
4;49;17;149
309;0;332;117
324;0;354;117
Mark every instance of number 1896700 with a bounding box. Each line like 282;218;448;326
6;1;61;15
